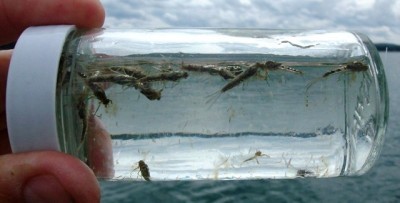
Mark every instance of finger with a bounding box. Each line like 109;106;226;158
87;114;114;178
0;151;100;203
0;0;105;45
0;50;11;155
0;50;11;115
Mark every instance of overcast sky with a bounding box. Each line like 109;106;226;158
101;0;400;44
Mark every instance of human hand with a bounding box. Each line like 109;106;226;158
0;0;105;202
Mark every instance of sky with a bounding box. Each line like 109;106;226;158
101;0;400;44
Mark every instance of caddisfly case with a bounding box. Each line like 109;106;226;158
7;26;388;180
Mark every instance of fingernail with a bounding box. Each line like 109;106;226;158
23;175;73;203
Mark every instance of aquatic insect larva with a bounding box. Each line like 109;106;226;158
78;72;112;107
139;86;163;101
75;100;87;153
109;66;146;79
305;61;369;93
296;169;314;178
76;96;88;142
87;82;112;107
181;63;217;73
243;150;270;164
259;61;303;75
137;160;151;181
321;61;368;78
206;65;259;106
225;65;244;76
220;65;259;93
134;82;162;100
87;74;136;85
283;155;316;178
217;68;236;80
75;91;92;153
181;63;235;80
138;71;189;83
88;73;162;100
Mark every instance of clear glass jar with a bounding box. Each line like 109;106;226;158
7;26;388;180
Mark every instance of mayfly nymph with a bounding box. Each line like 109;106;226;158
135;82;163;100
296;169;314;178
181;63;235;80
220;65;259;93
87;74;137;86
258;61;303;75
322;61;368;78
87;82;112;107
206;64;259;106
305;60;369;93
137;160;151;181
138;71;189;83
76;95;88;142
243;150;270;164
109;66;146;79
77;72;112;107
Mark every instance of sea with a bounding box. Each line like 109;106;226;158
99;52;400;203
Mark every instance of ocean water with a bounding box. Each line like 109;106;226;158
99;52;400;203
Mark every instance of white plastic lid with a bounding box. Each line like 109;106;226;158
6;25;76;153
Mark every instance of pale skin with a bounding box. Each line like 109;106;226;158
0;0;106;202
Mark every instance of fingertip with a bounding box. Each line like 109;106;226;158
74;0;105;29
0;151;100;203
0;50;12;152
87;115;115;178
0;0;106;44
23;175;73;203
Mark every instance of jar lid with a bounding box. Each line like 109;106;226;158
6;25;76;153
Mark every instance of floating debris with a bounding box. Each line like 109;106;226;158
281;40;318;49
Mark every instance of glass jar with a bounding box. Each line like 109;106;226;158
6;26;388;180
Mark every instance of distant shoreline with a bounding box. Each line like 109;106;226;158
1;42;399;52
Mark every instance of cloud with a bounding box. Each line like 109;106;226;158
101;0;400;44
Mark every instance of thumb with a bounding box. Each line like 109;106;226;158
0;151;100;203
